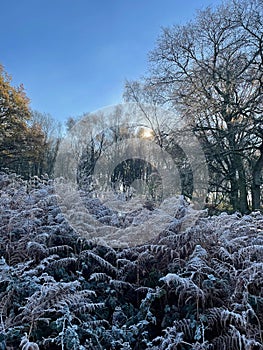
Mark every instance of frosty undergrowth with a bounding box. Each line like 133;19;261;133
0;172;262;349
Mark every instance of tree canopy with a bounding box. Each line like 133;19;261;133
0;64;60;178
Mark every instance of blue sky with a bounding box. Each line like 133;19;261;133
1;0;221;123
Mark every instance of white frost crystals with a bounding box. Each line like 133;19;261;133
54;103;209;247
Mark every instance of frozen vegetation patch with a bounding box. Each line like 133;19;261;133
0;172;262;349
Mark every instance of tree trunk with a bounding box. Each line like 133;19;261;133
226;122;249;214
229;174;239;211
251;146;263;211
237;156;249;214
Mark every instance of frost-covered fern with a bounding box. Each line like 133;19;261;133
0;172;262;349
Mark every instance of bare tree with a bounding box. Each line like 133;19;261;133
129;0;263;213
30;111;62;176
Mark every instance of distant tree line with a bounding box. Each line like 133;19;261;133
1;0;262;214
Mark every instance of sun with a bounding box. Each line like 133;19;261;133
140;128;154;139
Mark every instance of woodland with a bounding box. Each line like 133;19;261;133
0;0;263;349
